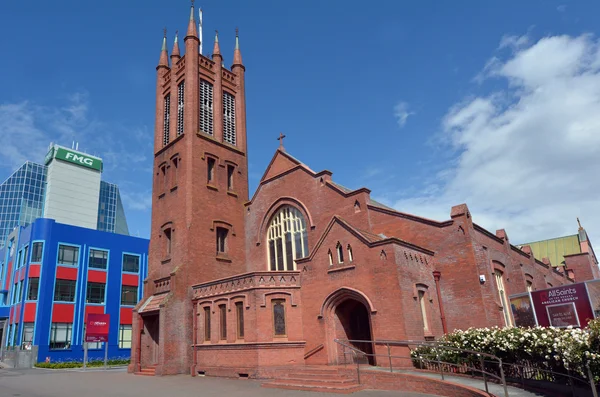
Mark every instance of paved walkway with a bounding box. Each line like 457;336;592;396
0;367;438;397
366;368;546;397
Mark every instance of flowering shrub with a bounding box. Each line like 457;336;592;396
410;319;600;383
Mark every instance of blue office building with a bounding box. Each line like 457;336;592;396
0;218;148;363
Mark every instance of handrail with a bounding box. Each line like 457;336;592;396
334;338;509;397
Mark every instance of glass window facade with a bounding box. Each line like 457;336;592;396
119;325;132;348
122;254;140;273
121;286;138;306
89;249;108;269
0;162;46;248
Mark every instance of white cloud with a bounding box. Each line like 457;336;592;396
392;34;600;243
498;34;530;50
393;101;415;128
0;94;152;215
557;5;567;13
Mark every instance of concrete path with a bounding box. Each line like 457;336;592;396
0;367;438;397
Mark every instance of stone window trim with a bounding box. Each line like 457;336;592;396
336;242;344;264
271;298;287;339
160;222;174;260
414;284;432;335
203;153;219;189
256;197;315;247
169;154;181;191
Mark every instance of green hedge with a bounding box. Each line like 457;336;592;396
35;358;130;369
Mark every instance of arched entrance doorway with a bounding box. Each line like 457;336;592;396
334;299;375;365
321;287;376;366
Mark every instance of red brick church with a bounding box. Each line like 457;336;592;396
130;5;599;377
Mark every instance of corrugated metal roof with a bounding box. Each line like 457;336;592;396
520;235;581;267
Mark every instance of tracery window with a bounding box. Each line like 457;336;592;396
267;206;308;271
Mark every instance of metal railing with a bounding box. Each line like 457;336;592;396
333;338;599;397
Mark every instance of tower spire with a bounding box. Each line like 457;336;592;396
213;30;221;57
158;28;169;68
171;31;180;59
198;8;203;54
186;0;197;38
233;27;243;66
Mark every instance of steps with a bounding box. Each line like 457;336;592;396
134;364;157;376
261;366;364;394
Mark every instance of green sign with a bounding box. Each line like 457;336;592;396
52;147;103;172
44;147;55;165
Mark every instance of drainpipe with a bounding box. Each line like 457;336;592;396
138;315;143;372
192;301;198;376
433;271;448;334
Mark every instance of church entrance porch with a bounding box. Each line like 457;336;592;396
322;288;377;366
141;314;160;368
334;298;375;365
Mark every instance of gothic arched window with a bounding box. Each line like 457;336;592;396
268;206;309;271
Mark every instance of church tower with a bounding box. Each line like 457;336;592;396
131;3;249;375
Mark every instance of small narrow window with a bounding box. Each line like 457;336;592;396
219;304;227;340
22;323;34;346
222;92;236;145
119;325;132;348
172;157;179;186
123;254;140;273
336;242;344;263
207;157;216;184
227;164;234;191
418;290;429;332
216;227;228;255
526;281;533;292
328;249;333;266
235;302;244;339
547;282;553;288
58;245;79;266
54;279;77;302
164;228;172;256
160;164;167;191
89;249;108;269
273;299;286;337
347;245;353;262
86;282;106;304
199;79;214;135
121;286;138;306
163;94;171;146
204;306;211;341
27;278;39;300
177;81;185;136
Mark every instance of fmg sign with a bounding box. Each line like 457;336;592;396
46;147;103;172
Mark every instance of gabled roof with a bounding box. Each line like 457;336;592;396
259;149;316;183
296;216;434;265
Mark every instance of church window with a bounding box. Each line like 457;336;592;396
216;227;228;255
235;302;244;339
223;92;236;145
494;270;513;327
199;79;214;135
267;206;309;271
203;306;211;341
219;304;227;340
272;299;286;337
227;164;234;191
336;242;344;263
171;156;179;186
418;290;429;332
207;157;216;184
177;81;185;136
160;164;167;191
163;94;170;146
164;228;172;256
347;245;353;262
526;280;533;292
328;250;333;266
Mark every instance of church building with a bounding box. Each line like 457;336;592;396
130;5;598;377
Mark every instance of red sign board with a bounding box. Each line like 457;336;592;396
85;313;110;342
530;283;595;328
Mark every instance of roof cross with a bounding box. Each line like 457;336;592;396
277;133;286;150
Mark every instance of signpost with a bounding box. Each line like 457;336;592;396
84;313;110;370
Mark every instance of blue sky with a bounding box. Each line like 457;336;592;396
2;1;600;245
